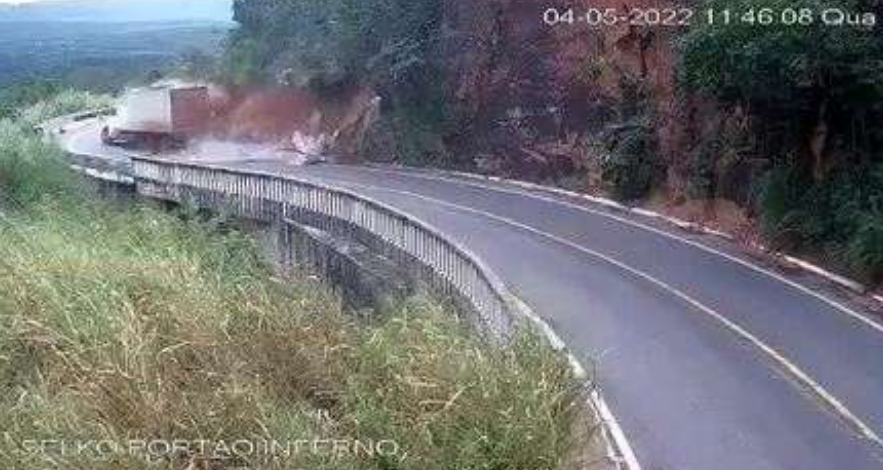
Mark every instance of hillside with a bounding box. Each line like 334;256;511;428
0;0;232;23
223;0;883;284
0;20;229;90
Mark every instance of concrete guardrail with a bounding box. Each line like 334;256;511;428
130;156;517;340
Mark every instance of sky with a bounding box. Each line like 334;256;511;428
0;0;226;4
0;0;218;3
0;0;91;3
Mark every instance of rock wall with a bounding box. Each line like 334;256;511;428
441;0;703;194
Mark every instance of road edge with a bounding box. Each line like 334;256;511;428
508;296;642;470
367;163;879;306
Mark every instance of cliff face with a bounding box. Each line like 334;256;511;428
441;0;702;193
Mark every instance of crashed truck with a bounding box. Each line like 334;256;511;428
101;84;210;151
101;82;381;161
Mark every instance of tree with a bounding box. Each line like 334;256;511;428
223;0;451;163
680;0;883;178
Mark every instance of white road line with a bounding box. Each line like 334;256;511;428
783;255;867;293
338;181;883;451
511;296;642;470
347;166;883;336
590;388;642;470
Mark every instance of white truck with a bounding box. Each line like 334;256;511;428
101;84;210;151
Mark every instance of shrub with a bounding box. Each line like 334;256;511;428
847;209;883;283
680;0;883;109
757;164;805;241
0;88;115;209
685;138;720;200
601;122;657;201
680;0;883;206
0;202;588;470
0;104;590;469
18;89;114;128
0;119;83;207
758;162;883;280
0;79;63;120
360;107;451;166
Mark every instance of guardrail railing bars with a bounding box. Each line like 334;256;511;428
130;156;516;341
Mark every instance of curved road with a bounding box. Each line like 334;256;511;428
62;122;883;470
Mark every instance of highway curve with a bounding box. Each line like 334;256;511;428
62;122;883;470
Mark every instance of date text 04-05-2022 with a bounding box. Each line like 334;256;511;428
542;7;877;29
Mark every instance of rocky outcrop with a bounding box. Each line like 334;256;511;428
441;0;703;194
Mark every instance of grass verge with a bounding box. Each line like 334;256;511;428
0;95;592;469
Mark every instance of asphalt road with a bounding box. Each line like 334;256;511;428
62;122;883;470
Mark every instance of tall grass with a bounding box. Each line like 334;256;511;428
0;119;83;207
0;89;111;208
0;202;587;470
0;93;591;469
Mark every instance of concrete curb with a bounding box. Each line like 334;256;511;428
128;154;638;469
48;114;877;470
507;296;641;470
47;113;875;303
373;164;880;305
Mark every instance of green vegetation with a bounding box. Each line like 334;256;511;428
680;0;883;281
20;90;116;128
600;123;656;202
0;80;64;120
224;0;452;164
0;120;79;207
0;203;585;469
0;21;229;92
599;78;659;201
758;164;883;282
0;81;114;124
0;90;111;207
0;97;589;469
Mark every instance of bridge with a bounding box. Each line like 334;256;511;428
52;116;883;470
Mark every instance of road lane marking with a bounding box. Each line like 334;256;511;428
342;166;883;336
510;296;643;470
58;120;883;466
336;180;883;451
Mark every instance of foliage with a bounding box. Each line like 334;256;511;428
847;209;883;282
0;90;113;207
0;97;590;469
0;202;587;470
758;163;883;281
685;137;721;200
682;0;883;282
681;0;883;106
19;89;115;128
684;118;755;203
680;0;883;166
359;106;451;165
0;80;63;120
220;36;265;85
0;21;228;92
227;0;441;91
224;0;451;164
601;122;657;201
0;120;82;207
757;164;803;238
598;76;659;201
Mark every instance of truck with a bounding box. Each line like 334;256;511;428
101;84;210;151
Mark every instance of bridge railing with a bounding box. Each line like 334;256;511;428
130;156;516;340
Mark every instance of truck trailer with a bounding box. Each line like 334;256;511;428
101;84;210;151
